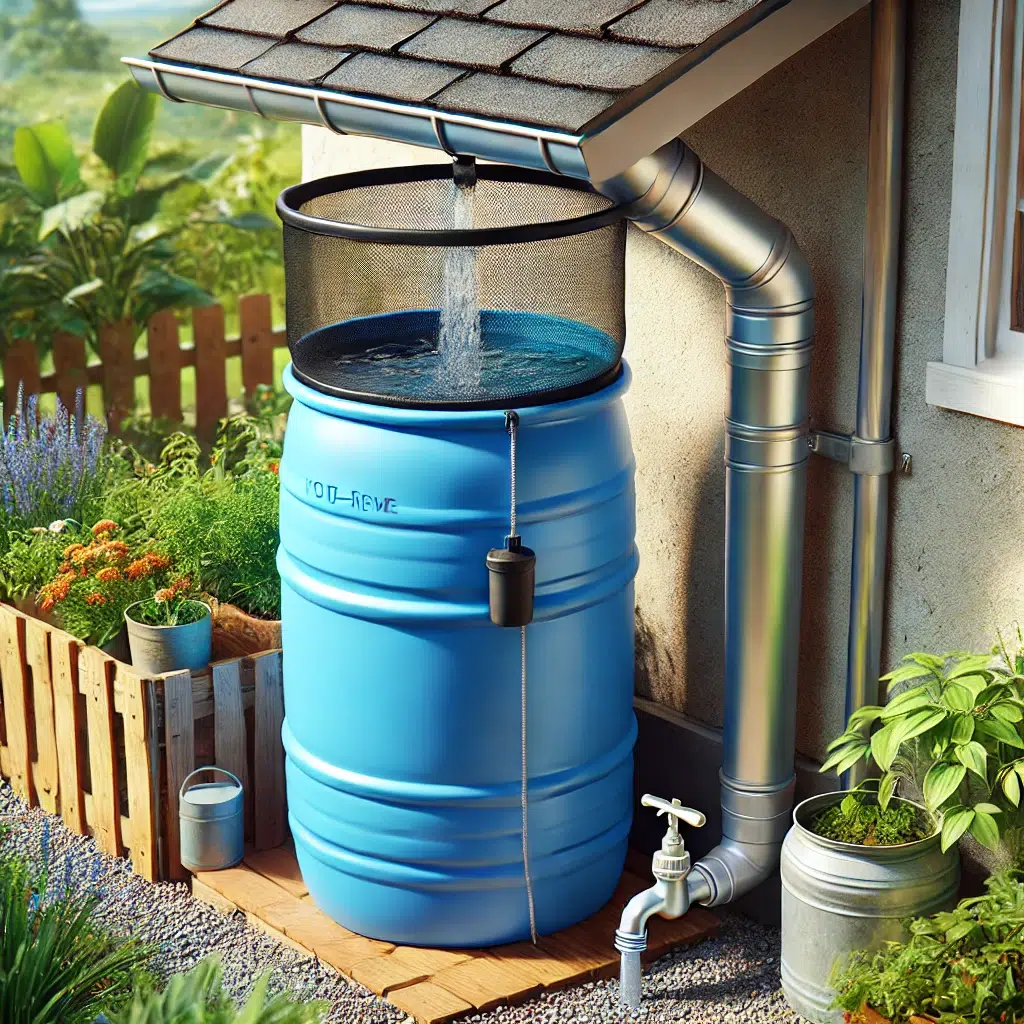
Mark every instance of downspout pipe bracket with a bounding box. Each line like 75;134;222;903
809;430;896;475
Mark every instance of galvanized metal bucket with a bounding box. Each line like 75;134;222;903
780;792;959;1024
179;767;244;872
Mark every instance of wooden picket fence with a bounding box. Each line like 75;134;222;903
0;294;287;434
0;604;287;881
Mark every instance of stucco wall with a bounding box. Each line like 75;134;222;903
302;0;1024;764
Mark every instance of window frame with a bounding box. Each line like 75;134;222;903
926;0;1024;425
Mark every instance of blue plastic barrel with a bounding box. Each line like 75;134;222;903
278;359;639;947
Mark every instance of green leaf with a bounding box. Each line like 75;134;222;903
950;714;975;745
38;190;104;240
945;655;996;679
63;278;104;305
186;152;232;182
827;730;861;754
133;268;213;323
1001;767;1021;807
92;80;158;189
871;719;904;771
882;662;934;689
950;673;989;701
897;708;948;745
976;717;1024;748
877;770;897;811
991;703;1024;723
944;919;979;943
847;705;885;732
940;805;974;852
954;741;988;779
942;682;975;711
969;810;1001;851
972;802;1001;814
882;687;935;720
223;211;277;231
840;793;859;817
821;741;870;776
13;121;79;205
923;760;967;809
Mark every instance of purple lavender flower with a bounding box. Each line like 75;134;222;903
0;386;107;525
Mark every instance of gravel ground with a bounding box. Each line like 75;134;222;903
1;779;801;1023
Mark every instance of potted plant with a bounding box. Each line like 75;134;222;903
783;635;1024;1024
36;519;177;658
125;584;211;675
781;787;959;1024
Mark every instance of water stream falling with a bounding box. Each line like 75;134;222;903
437;180;483;391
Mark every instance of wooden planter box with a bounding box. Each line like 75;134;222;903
0;604;286;881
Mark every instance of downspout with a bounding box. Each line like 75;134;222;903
844;0;906;786
595;140;813;913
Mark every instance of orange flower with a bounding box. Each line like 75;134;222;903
95;567;122;583
101;540;130;562
154;588;173;603
85;593;107;606
59;561;71;573
91;520;119;536
145;553;171;571
268;462;279;475
63;542;85;559
126;559;152;581
38;595;55;613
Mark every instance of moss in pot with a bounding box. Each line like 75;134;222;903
125;592;211;675
810;791;933;847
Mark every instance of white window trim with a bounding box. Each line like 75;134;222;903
926;0;1024;426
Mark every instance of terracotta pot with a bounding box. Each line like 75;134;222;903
12;594;59;628
209;599;281;659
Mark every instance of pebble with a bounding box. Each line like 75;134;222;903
1;781;804;1023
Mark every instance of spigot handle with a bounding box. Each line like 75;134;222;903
641;794;706;830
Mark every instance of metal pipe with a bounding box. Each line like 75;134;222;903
596;138;814;908
844;0;906;787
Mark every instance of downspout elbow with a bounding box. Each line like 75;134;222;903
690;836;782;908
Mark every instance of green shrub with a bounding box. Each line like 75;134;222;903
831;867;1024;1024
110;955;326;1024
0;845;152;1024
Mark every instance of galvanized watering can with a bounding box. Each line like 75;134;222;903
179;767;244;872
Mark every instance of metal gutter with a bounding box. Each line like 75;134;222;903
122;58;591;179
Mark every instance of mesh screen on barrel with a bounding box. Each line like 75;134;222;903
282;176;626;406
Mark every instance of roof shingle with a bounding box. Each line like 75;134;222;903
200;0;337;38
484;0;642;38
607;0;761;48
240;40;352;83
434;72;611;131
511;35;682;92
296;5;434;52
322;52;465;101
399;18;546;71
151;25;276;70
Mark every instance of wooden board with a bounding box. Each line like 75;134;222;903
50;630;85;832
252;652;286;850
239;294;274;394
25;619;58;814
98;320;136;432
80;647;121;857
163;669;195;881
0;608;33;802
189;846;720;1024
193;304;227;438
147;310;183;422
121;673;157;881
212;660;249;834
2;339;41;422
52;331;88;415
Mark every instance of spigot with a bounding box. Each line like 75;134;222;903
616;794;706;1010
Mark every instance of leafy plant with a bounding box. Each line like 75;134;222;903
3;81;219;356
37;519;176;646
0;843;152;1024
109;955;326;1024
831;866;1024;1024
0;523;77;602
811;791;931;847
822;645;1024;854
0;0;109;79
129;592;207;628
0;385;106;529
